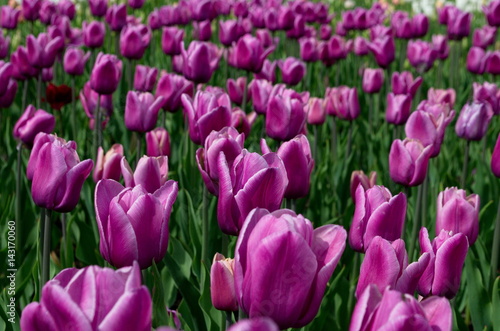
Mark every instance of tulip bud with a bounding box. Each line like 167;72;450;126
466;47;487;74
181;41;221;84
13;105;55;146
447;11;472;40
484;0;500;27
120;24;152;60
83;21;106;49
368;36;395;68
27;34;64;69
1;6;21;30
432;35;449;60
266;86;307;141
455;102;493;141
121;155;169;194
319;24;332;40
407;40;438;73
210;253;238;311
125;91;164;133
299;37;319;62
90;53;123;95
134;65;158;92
93;144;124;182
230;34;275;73
278;57;306;86
493;134;500;178
155;72;194;112
473;82;500;115
350;171;376;203
106;4;127;32
161;27;184;56
362;68;384;94
22;0;42;21
325;86;360;121
306;97;326;125
472;26;497;49
128;0;145;10
353;36;369;56
193;20;212;41
412;14;429;38
485;51;500;75
89;0;108;17
146;128;170;157
389;138;432;186
385;93;412;125
63;48;90;76
226;77;247;106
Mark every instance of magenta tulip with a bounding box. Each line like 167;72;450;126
106;4;127;32
325;86;360;121
146;127;170;157
230;34;275;73
93;144;124;182
134;65;157;92
63;48;90;76
492;134;500;177
1;6;21;30
83;21;106;49
181;41;220;84
455;102;493;141
90;53;122;95
120;24;152;60
89;0;108;17
124;91;164;133
211;253;238;311
473;26;497;49
13;105;55;146
350;170;377;203
386;93;412;125
389;138;432;186
362;68;384;93
155;72;194;112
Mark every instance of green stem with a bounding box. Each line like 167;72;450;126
461;140;470;188
94;95;102;161
409;185;423;261
37;72;42;109
71;76;77;139
15;143;22;251
136;133;143;166
21;79;28;112
202;186;209;266
42;209;52;287
313;125;318;162
347;121;354;159
128;59;134;92
331;116;337;161
421;175;429;229
491;199;500;280
347;254;359;315
61;213;68;267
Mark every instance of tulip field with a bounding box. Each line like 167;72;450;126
2;0;500;330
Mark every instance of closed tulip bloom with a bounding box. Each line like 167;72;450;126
128;0;145;9
219;20;242;47
80;82;114;126
196;127;245;196
191;0;217;22
155;72;194;112
27;133;93;212
389;138;432;186
473;26;497;49
228;317;279;331
0;61;13;96
254;59;277;83
492;134;500;177
325;86;360;121
26;34;64;69
353;36;369;56
418;227;468;298
484;0;500;27
21;262;152;331
232;108;252;138
447;11;472;40
299;37;319;62
133;65;157;92
146;127;170;157
90;53;122;95
93;144;123;182
356;236;430;298
350;170;376;203
121;155;169;194
278;6;295;30
370;24;392;41
106;4;127;32
438;5;457;25
407;40;438;73
319;24;332;40
58;0;75;20
193;20;212;41
391;12;412;39
455;102;493;141
231;34;275;73
306;97;326;125
22;0;41;21
249;79;272;114
211;253;238;311
63;48;90;76
0;79;18;108
249;7;265;29
1;6;21;29
89;0;108;17
234;208;346;328
120;24;151;60
182;41;220;84
362;68;384;93
432;34;450;60
13;105;55;146
485;51;500;75
95;179;178;269
261;134;314;199
436;188;479;245
349;185;407;252
266;86;307;141
278;57;306;86
264;8;279;31
473;82;500;115
125;91;164;133
350;285;452;331
411;13;429;38
148;9;161;30
427;88;456;109
83;21;106;49
39;1;57;25
226;77;247;106
161;27;184;56
368;36;395;68
466;47;487;74
386;93;412;125
182;90;232;145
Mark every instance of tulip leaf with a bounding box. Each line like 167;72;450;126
465;253;492;330
493;277;500;330
198;263;222;331
150;260;171;328
14;242;37;295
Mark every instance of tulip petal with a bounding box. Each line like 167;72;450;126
54;159;94;212
420;296;452;331
63;268;97;323
389;139;414;185
349;284;382;331
217;152;240;235
396;252;430;294
107;202;138;268
349;184;367;252
20;302;59;331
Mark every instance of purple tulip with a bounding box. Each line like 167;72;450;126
82;21;106;49
386;93;412;125
455;102;493;141
211;253;238;311
306;97;326;125
120;24;151;60
418;227;468;298
325;86;360;121
412;13;429;38
427;88;456;109
58;0;75;20
22;0;41;21
21;262;152;331
181;41;220;84
133;65;157;92
148;9;161;30
438;5;457;25
473;82;500;115
232;108;252;138
353;36;369;56
484;0;500;27
261;134;314;199
368;36;395;68
278;57;306;86
492;134;500;177
121;155;169;192
485;51;500;75
350;170;377;203
407;40;438;73
0;79;18;108
436;187;479;245
124;91;164;133
95;178;177;269
146;127;171;157
181;89;232;145
93;144;123;183
161;27;184;56
249;6;265;29
266;85;307;141
89;0;108;17
90;53;123;95
350;285;452;331
219;20;244;47
63;48;90;76
128;0;145;9
391;11;412;39
1;6;21;29
193;20;212;41
0;61;13;96
106;4;127;32
26;33;64;69
39;1;57;25
319;24;332;40
155;72;194;112
228;317;279;331
13;105;55;146
370;24;392;41
80;82;113;126
254;59;277;83
432;34;450;60
278;6;295;30
299;37;319;62
389;138;432;186
234;208;346;328
11;45;40;80
226;77;247;106
230;34;275;73
249;79;272;114
447;10;472;40
362;68;384;94
349;185;406;252
27;133;93;212
473;26;497;49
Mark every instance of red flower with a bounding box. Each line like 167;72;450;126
45;83;72;110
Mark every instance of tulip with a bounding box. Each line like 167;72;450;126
82;21;106;49
160;27;184;56
299;37;319;62
148;9;161;30
306;97;326;125
232;108;252;138
228;317;279;331
473;26;497;49
211;253;238;311
278;6;295;30
219;20;243;47
0;79;17;108
93;144;123;183
155;72;194;112
254;59;277;83
350;285;452;331
124;91;164;133
146;127;170;157
427;88;456;109
325;35;348;62
412;13;429;38
58;0;75;20
231;34;275;73
0;61;13;96
90;53;122;95
193;20;212;41
133;65;157;92
319;24;332;40
234;208;346;328
22;0;41;21
181;41;220;84
385;93;412;125
362;68;384;93
42;68;54;83
353;36;369;56
249;79;272;114
261;134;314;199
391;12;412;39
121;155;169;193
278;57;306;86
196;127;245;196
350;171;376;203
432;35;450;60
120;24;151;60
407;40;438;73
63;48;90;76
26;34;64;69
39;1;57;25
89;0;108;17
325;86;360;121
368;36;395;68
21;262;152;330
249;7;265;29
455;102;493;141
80;82;113;126
356;236;430;298
106;4;127;32
370;24;392;41
181;90;232;145
492;134;500;177
466;47;487;74
128;0;145;9
485;51;500;75
1;6;20;30
438;5;457;25
226;77;247;106
27;133;93;212
349;185;406;252
484;0;500;27
447;11;472;40
266;86;307;141
473;82;499;116
233;0;248;18
389;138;432;186
418;227;469;298
13;105;55;146
191;0;217;22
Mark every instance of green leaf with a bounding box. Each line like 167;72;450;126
465;253;492;330
492;277;500;330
